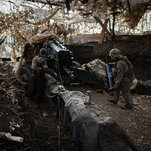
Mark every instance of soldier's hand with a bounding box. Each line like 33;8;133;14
53;72;58;79
37;67;42;73
108;62;115;67
109;85;118;91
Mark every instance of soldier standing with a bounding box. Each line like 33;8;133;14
108;48;134;109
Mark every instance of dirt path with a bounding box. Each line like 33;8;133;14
22;98;76;151
66;85;151;151
1;62;150;151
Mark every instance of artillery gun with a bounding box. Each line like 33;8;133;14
18;34;100;97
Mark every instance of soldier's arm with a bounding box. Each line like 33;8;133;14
114;61;126;87
41;61;57;78
31;56;38;70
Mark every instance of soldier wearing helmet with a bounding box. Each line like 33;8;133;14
31;48;57;76
31;48;57;103
108;48;134;109
109;48;120;58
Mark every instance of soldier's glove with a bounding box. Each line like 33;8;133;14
109;84;118;91
108;62;115;67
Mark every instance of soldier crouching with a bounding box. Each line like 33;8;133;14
108;48;135;109
31;48;57;104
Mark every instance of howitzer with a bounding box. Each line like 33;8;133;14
19;34;103;97
45;39;101;86
46;39;73;68
45;39;74;84
106;63;114;90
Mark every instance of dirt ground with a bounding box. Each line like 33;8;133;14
0;64;76;151
24;98;76;151
0;62;151;151
66;84;151;151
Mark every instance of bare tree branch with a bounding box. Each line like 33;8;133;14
94;15;112;39
8;0;19;8
127;0;131;15
35;7;60;25
26;0;65;6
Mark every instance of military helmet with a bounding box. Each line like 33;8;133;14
39;48;47;56
109;48;120;58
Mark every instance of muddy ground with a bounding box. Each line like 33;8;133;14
0;61;151;151
66;84;151;151
0;33;151;150
0;63;76;151
65;35;151;151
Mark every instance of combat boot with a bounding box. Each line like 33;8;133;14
121;105;133;110
108;98;117;104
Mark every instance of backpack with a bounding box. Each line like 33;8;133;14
123;56;134;80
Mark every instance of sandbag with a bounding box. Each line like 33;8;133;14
58;89;137;151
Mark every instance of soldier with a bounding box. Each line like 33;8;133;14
31;48;57;103
108;48;134;109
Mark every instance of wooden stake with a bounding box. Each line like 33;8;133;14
94;15;112;39
98;19;108;44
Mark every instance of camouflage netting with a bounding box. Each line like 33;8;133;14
0;0;151;58
0;61;76;151
0;62;33;149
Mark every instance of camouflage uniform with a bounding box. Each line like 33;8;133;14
31;48;57;78
114;56;134;106
109;48;134;108
31;48;57;103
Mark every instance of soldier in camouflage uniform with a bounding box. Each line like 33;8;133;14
31;48;57;83
31;48;57;103
108;48;134;109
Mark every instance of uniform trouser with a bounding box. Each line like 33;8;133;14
114;80;132;106
32;70;38;94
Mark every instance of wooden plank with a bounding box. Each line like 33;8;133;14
94;15;112;39
98;19;108;44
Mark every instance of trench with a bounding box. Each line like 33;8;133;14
0;34;151;151
25;34;151;151
67;34;151;81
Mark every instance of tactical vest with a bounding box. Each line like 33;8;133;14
122;56;134;80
